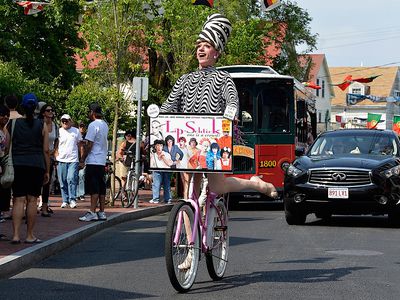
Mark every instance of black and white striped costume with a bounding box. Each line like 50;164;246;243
160;66;239;115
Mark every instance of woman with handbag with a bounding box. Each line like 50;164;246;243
10;93;50;244
115;130;137;197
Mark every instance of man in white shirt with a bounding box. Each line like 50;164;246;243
79;103;109;222
56;114;82;209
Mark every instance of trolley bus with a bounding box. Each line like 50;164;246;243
218;65;316;202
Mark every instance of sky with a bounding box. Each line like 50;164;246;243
293;0;400;67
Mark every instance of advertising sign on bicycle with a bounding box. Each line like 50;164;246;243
148;113;233;173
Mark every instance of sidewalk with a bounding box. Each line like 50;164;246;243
0;189;173;279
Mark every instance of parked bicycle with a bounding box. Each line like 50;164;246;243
119;150;148;208
104;159;123;207
165;173;229;292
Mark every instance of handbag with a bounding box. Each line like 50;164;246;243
1;119;15;188
123;142;135;167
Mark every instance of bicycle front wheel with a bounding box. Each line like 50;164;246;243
205;197;229;280
125;172;139;208
165;201;200;293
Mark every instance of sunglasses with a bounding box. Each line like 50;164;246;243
61;119;70;123
45;109;53;112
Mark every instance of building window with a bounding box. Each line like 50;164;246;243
321;80;325;98
316;79;320;97
349;82;365;95
395;90;400;97
318;111;321;122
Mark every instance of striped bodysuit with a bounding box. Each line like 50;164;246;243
160;66;239;115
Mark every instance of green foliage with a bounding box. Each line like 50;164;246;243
0;60;68;115
265;0;318;80
221;19;271;66
0;0;85;89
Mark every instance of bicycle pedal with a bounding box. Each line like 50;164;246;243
214;226;227;231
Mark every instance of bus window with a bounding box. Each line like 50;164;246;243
257;86;290;132
238;89;254;132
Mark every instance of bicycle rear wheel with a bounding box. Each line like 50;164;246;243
205;197;229;280
165;201;200;292
105;176;122;206
125;172;139;208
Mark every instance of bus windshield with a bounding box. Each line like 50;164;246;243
257;81;290;132
234;78;292;133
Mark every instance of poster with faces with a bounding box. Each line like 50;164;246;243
148;113;233;173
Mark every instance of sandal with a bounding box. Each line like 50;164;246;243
0;234;10;241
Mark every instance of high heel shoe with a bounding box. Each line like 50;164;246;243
178;249;193;270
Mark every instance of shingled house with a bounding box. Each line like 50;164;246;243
329;66;400;129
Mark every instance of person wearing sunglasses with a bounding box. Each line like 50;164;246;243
38;104;59;217
55;114;82;209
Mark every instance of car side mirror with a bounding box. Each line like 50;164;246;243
295;147;305;157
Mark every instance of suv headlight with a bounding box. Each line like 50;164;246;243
382;165;400;178
286;164;304;178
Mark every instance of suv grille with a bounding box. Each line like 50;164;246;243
309;169;371;186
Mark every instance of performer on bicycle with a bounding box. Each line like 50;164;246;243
160;13;277;199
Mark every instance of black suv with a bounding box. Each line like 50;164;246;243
284;129;400;225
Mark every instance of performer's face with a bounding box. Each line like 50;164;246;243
196;41;219;69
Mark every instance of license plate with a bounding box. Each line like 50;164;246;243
328;188;349;199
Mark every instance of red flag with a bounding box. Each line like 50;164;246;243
192;0;213;7
352;75;382;83
332;74;382;91
303;82;321;90
333;75;352;91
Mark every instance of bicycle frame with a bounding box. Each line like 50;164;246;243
173;174;226;253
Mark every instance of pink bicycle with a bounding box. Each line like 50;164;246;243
165;173;229;292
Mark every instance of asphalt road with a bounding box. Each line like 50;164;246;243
1;204;400;299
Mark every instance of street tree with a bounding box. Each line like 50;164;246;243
265;0;318;80
0;0;85;89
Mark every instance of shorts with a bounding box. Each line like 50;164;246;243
85;164;106;195
12;166;45;198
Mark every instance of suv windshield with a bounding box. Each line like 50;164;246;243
309;132;398;156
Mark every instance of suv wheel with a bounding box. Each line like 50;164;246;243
315;211;332;220
388;209;400;227
284;202;306;225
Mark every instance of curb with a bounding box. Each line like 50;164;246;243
0;205;172;279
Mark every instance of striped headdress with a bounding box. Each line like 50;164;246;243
197;14;232;52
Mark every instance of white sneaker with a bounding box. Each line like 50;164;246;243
149;199;159;204
69;200;77;208
79;211;98;222
60;202;68;208
97;211;107;220
167;199;172;204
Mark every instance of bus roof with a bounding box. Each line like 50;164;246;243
217;65;293;80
